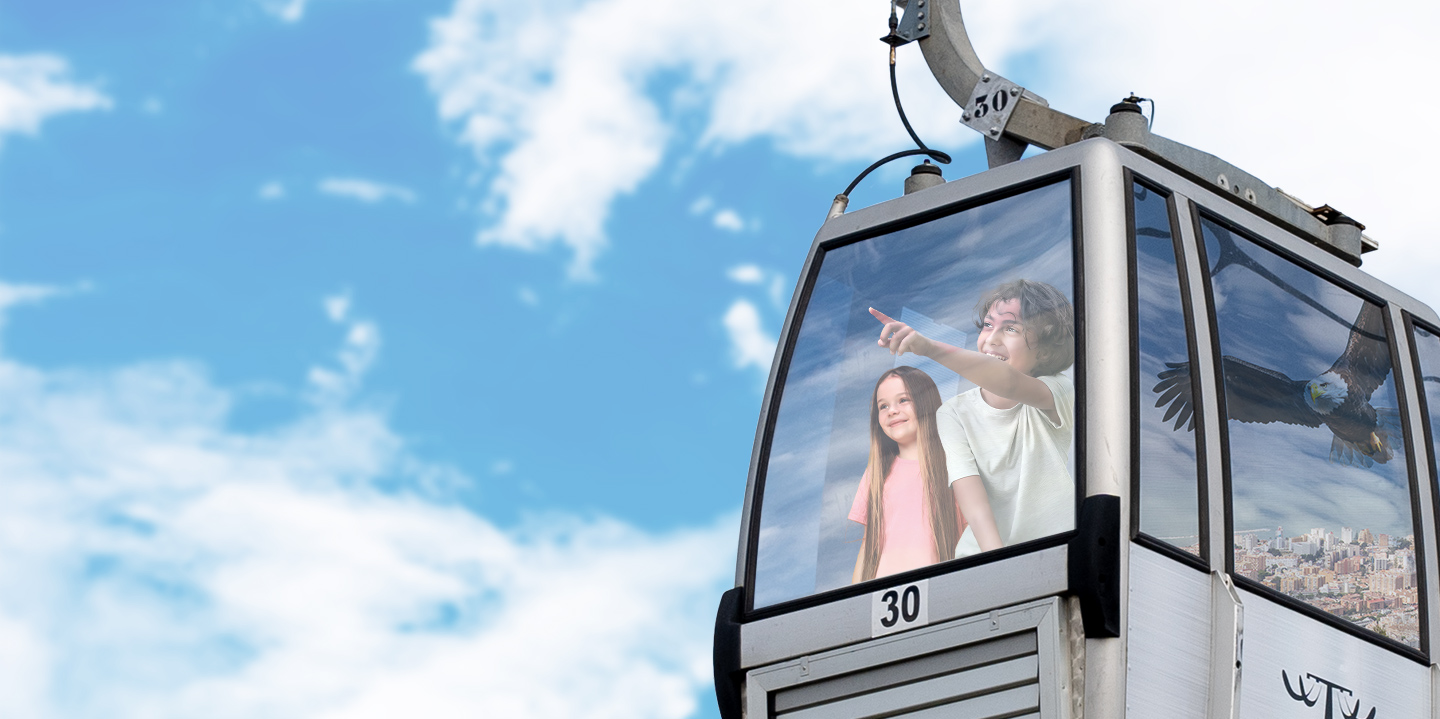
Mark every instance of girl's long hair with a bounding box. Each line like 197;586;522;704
858;366;960;582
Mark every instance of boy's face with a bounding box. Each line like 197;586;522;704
977;298;1039;376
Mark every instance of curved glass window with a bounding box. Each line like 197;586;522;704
752;180;1078;609
1187;215;1417;648
1132;181;1201;557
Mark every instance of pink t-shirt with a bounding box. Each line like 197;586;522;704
848;457;961;579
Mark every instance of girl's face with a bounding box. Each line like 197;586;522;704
875;375;919;447
976;298;1039;376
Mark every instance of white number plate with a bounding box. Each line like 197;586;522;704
871;579;929;637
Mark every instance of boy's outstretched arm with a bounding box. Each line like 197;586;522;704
951;476;1003;552
869;307;1054;411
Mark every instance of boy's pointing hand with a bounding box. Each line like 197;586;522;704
869;307;931;357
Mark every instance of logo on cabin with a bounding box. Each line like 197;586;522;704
1283;670;1376;719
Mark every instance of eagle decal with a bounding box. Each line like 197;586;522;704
1153;301;1400;468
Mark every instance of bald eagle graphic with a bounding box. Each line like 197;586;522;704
1153;301;1400;467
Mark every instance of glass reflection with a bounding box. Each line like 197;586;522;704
1131;182;1200;556
753;181;1077;609
1154;216;1416;647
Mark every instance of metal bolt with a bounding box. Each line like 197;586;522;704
1010;86;1020;96
961;112;971;121
917;22;925;30
917;0;924;5
989;126;1000;136
917;11;924;19
982;73;991;82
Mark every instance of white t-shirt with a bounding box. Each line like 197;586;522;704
937;373;1075;557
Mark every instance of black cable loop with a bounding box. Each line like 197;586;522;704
835;8;952;204
889;50;950;167
843;149;946;197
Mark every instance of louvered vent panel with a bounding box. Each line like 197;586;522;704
773;631;1040;719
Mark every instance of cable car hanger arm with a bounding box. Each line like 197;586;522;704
900;0;1376;265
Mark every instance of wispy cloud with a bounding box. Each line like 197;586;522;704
318;177;417;205
727;264;789;308
257;0;310;23
0;280;89;351
307;291;379;405
712;209;745;233
0;281;733;718
0;54;110;146
412;0;983;278
258;181;285;200
726;264;763;284
723;298;776;373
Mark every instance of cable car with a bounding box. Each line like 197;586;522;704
713;3;1439;718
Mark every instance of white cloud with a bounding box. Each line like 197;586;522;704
318;177;417;205
258;181;286;200
722;298;776;373
490;459;514;475
712;209;744;233
0;54;110;146
0;280;89;352
413;0;986;278
688;196;714;216
517;287;539;307
726;264;763;284
258;0;309;22
323;291;351;323
0;284;734;718
726;265;789;309
307;294;378;406
413;0;1440;311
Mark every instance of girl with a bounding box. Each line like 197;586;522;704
849;366;966;583
871;279;1076;558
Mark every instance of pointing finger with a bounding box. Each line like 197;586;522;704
869;307;896;325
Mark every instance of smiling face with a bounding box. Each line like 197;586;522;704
874;375;919;447
976;298;1039;376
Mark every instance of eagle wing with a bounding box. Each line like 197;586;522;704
1218;356;1325;427
1327;301;1392;401
1152;356;1325;430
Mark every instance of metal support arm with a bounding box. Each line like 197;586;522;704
908;0;1374;264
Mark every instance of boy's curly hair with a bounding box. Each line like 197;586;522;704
973;279;1075;377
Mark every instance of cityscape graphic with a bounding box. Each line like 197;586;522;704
1209;524;1420;648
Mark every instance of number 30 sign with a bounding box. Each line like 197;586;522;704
870;579;928;637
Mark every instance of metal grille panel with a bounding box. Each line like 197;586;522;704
774;632;1040;719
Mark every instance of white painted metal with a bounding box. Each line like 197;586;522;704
1391;303;1440;693
1078;133;1130;719
747;597;1073;719
1207;570;1243;719
741;545;1067;669
1235;586;1430;718
1127;544;1211;718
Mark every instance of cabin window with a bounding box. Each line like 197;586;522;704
1407;320;1440;581
1131;180;1202;558
751;179;1079;609
1188;214;1418;648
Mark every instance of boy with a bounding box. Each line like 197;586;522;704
870;279;1075;557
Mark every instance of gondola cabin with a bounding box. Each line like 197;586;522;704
713;133;1440;718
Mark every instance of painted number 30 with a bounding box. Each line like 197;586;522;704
880;585;921;627
972;89;1010;119
871;579;928;637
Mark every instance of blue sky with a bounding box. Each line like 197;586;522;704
1;0;1437;716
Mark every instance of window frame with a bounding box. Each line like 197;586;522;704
1192;206;1429;662
1125;171;1210;572
740;168;1087;619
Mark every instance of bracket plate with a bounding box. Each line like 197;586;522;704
894;0;932;44
960;71;1024;140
